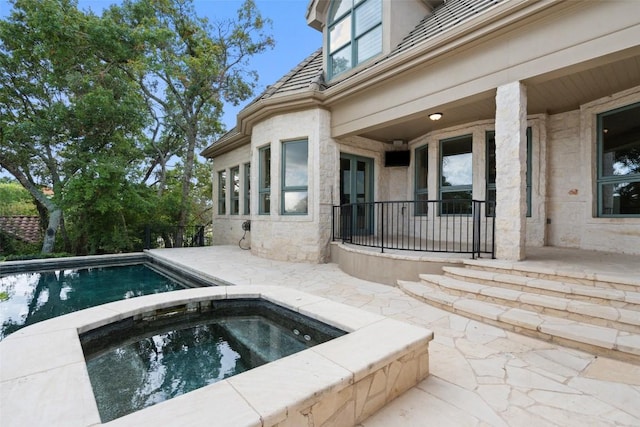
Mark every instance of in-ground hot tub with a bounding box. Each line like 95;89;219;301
81;298;347;422
0;286;434;427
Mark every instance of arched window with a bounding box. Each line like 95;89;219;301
328;0;382;78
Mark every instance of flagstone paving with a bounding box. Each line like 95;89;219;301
148;246;640;426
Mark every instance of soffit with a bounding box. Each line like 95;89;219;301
359;50;640;142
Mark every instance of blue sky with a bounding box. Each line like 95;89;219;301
0;0;322;130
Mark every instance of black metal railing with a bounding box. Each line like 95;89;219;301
144;225;208;249
332;200;495;258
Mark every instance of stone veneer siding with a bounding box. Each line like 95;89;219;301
212;87;640;262
250;109;333;263
495;82;528;261
547;86;640;255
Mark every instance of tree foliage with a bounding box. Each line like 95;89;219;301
0;181;37;216
0;0;148;253
105;0;273;244
0;0;273;255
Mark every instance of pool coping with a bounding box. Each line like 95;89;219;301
0;253;148;275
0;286;434;427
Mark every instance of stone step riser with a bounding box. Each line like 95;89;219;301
399;281;640;365
422;276;640;334
443;271;640;312
464;265;639;292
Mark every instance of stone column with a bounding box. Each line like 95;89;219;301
495;81;527;260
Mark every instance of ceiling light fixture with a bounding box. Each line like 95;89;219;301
428;112;443;121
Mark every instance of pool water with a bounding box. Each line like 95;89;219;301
81;299;346;422
0;264;185;340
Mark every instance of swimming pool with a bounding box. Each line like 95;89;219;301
0;255;193;340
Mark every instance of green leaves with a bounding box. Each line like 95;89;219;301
1;0;274;255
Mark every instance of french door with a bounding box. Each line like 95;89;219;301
339;154;374;235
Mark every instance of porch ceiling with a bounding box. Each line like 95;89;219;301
360;49;640;143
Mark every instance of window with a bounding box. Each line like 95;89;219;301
486;128;532;217
414;145;428;215
597;102;640;217
217;170;226;215
328;0;382;78
230;166;239;215
282;139;308;214
440;135;473;215
258;146;271;215
244;163;251;215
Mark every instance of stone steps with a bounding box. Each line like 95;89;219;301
419;273;640;333
442;266;640;311
398;279;640;364
463;259;640;292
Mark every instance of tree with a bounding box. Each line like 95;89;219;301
0;0;148;253
108;0;274;245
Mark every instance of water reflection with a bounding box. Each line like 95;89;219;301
87;323;245;422
0;265;183;340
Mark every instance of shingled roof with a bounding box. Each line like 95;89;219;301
0;216;42;244
255;49;323;102
390;0;504;58
204;0;504;152
253;0;504;100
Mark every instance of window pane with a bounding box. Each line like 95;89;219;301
356;25;381;64
600;182;640;215
284;191;308;214
600;104;640;178
284;141;308;187
231;168;239;197
442;136;472;187
441;190;472;215
355;0;381;36
260;147;270;189
331;46;351;76
230;167;239;215
415;193;429;215
244;163;251;215
259;193;270;214
259;147;270;215
329;15;351;53
329;0;350;22
486;131;496;185
486;188;496;217
356;160;366;197
218;171;226;215
416;146;428;191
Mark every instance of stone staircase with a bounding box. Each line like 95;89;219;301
398;262;640;363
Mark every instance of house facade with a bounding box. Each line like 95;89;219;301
202;0;640;263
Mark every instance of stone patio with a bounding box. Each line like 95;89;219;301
147;245;640;426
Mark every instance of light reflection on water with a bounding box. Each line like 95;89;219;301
0;265;183;340
85;316;310;423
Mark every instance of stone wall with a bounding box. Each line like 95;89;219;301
212;88;640;262
546;87;640;255
248;108;332;263
212;145;251;247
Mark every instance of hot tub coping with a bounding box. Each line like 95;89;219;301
0;285;434;427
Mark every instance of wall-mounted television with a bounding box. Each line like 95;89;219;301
385;150;410;167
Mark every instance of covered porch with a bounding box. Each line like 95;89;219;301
326;0;640;261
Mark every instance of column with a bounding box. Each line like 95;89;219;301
495;81;527;261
